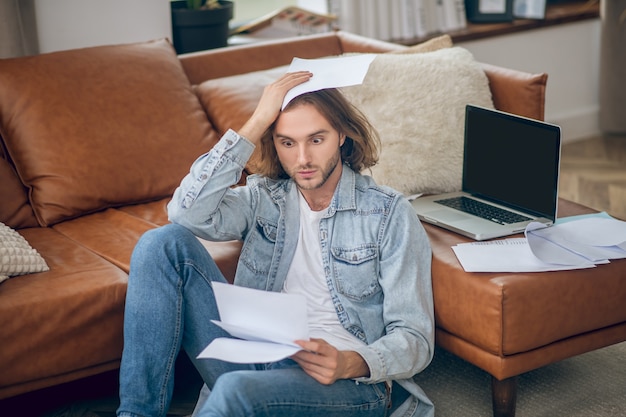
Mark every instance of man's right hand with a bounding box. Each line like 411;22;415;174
238;71;313;145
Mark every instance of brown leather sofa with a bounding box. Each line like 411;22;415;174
1;31;624;417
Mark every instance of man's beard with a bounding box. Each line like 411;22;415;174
289;150;341;191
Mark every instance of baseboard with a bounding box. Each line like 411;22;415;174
546;105;600;144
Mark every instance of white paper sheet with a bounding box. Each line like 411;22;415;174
533;217;626;247
197;282;309;363
451;213;626;272
200;338;303;364
524;221;603;266
451;238;596;273
282;54;376;109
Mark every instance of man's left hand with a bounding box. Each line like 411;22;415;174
291;338;370;385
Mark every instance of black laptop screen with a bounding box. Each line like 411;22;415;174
462;105;561;220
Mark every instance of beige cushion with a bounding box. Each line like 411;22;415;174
341;47;494;195
0;222;49;283
0;39;220;226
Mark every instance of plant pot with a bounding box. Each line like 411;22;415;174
171;1;234;54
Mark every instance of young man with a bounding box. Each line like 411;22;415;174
117;72;434;417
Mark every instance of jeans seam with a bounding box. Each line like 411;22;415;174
157;264;186;417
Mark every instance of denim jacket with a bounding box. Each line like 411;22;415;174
168;129;435;417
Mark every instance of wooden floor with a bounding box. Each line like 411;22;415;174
558;133;626;221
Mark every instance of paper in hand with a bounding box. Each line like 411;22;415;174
281;54;376;109
198;282;309;363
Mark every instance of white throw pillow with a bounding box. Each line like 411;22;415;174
341;46;495;196
0;222;49;283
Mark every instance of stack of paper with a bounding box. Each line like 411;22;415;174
452;213;626;272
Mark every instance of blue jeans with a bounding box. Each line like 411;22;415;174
117;224;404;417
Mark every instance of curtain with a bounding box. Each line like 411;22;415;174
599;0;626;133
0;0;38;58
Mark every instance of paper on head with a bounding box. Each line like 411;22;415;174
281;54;377;110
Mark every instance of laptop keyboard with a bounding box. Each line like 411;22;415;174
435;196;532;225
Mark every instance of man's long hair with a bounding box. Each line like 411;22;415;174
255;88;380;179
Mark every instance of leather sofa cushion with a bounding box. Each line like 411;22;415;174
117;200;242;281
481;63;547;121
52;199;242;281
52;209;161;272
117;199;171;227
0;39;220;227
0;146;38;229
0;227;128;392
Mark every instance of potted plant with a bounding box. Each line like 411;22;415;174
170;0;234;54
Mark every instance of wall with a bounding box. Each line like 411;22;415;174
33;0;293;54
34;0;171;53
459;19;601;143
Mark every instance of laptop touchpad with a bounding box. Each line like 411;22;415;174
424;210;473;223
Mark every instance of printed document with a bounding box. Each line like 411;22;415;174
452;213;626;272
198;282;309;363
451;238;596;272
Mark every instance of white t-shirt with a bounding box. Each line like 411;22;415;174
282;192;366;351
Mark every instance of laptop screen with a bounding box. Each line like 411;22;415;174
462;105;561;220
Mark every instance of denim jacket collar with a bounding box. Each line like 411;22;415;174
328;164;358;216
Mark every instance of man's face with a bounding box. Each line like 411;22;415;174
273;103;345;193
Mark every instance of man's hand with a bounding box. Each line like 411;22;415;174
291;338;370;385
238;71;312;145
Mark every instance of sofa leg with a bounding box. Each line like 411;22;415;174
491;376;517;417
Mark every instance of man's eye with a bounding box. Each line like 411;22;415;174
282;141;294;147
312;137;323;144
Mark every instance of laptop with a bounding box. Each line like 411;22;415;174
411;104;561;241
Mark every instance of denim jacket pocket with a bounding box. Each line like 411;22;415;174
240;217;278;276
331;244;381;301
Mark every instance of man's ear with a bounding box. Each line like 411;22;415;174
339;134;346;147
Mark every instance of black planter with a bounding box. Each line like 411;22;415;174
171;1;234;54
